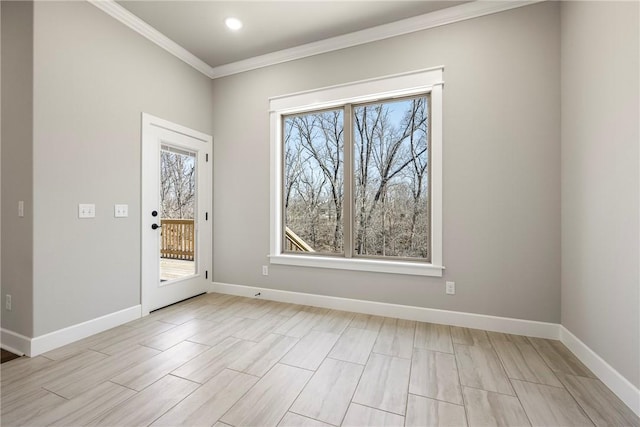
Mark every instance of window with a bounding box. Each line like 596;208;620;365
353;96;430;260
271;68;443;276
283;108;345;255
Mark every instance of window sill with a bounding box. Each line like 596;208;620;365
269;254;444;277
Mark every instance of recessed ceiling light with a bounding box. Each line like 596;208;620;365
225;17;243;31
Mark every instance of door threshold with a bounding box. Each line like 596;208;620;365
150;292;207;313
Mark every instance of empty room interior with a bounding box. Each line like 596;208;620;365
1;0;639;426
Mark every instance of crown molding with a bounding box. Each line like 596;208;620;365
89;0;543;80
88;0;216;78
210;0;543;78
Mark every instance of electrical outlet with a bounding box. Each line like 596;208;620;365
262;265;269;276
446;281;456;295
6;294;12;311
18;201;24;218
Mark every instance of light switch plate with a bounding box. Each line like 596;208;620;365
114;204;128;218
78;204;95;219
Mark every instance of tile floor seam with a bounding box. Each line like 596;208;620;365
524;335;599;424
214;372;265;426
404;338;416;419
452;340;471;427
39;386;70;401
343;331;378;425
337;358;367;426
271;363;314;427
370;350;412;360
489;336;533;427
407;391;466;407
107;380;139;392
489;339;546;426
276;361;319;373
351;401;407;418
459;383;471;427
287;408;340;427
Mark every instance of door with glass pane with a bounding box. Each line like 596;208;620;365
141;114;211;314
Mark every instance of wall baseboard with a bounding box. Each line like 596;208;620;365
560;326;640;417
211;282;559;339
24;305;141;357
211;281;639;417
1;329;30;356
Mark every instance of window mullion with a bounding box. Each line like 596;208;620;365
343;104;353;258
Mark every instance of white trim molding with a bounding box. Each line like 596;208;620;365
270;68;444;277
560;326;640;417
1;305;141;357
1;329;30;357
211;282;559;339
88;0;542;80
30;305;141;356
269;254;445;277
88;0;214;78
209;1;542;78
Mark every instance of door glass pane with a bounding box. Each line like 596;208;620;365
160;145;197;282
353;96;430;260
283;109;344;254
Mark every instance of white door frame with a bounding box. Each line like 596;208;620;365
141;113;212;315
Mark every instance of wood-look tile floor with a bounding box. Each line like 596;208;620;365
1;293;638;427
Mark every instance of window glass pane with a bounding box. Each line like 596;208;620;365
160;146;197;281
283;110;344;254
353;97;430;260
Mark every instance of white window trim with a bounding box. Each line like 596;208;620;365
269;67;444;277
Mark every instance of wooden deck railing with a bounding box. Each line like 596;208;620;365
284;227;315;252
161;219;195;260
160;221;311;259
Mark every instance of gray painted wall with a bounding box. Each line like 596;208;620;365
1;1;34;337
561;1;640;388
2;0;636;394
211;2;562;323
31;1;213;336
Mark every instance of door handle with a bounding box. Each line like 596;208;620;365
151;223;161;230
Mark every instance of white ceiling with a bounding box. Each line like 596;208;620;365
116;1;469;69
